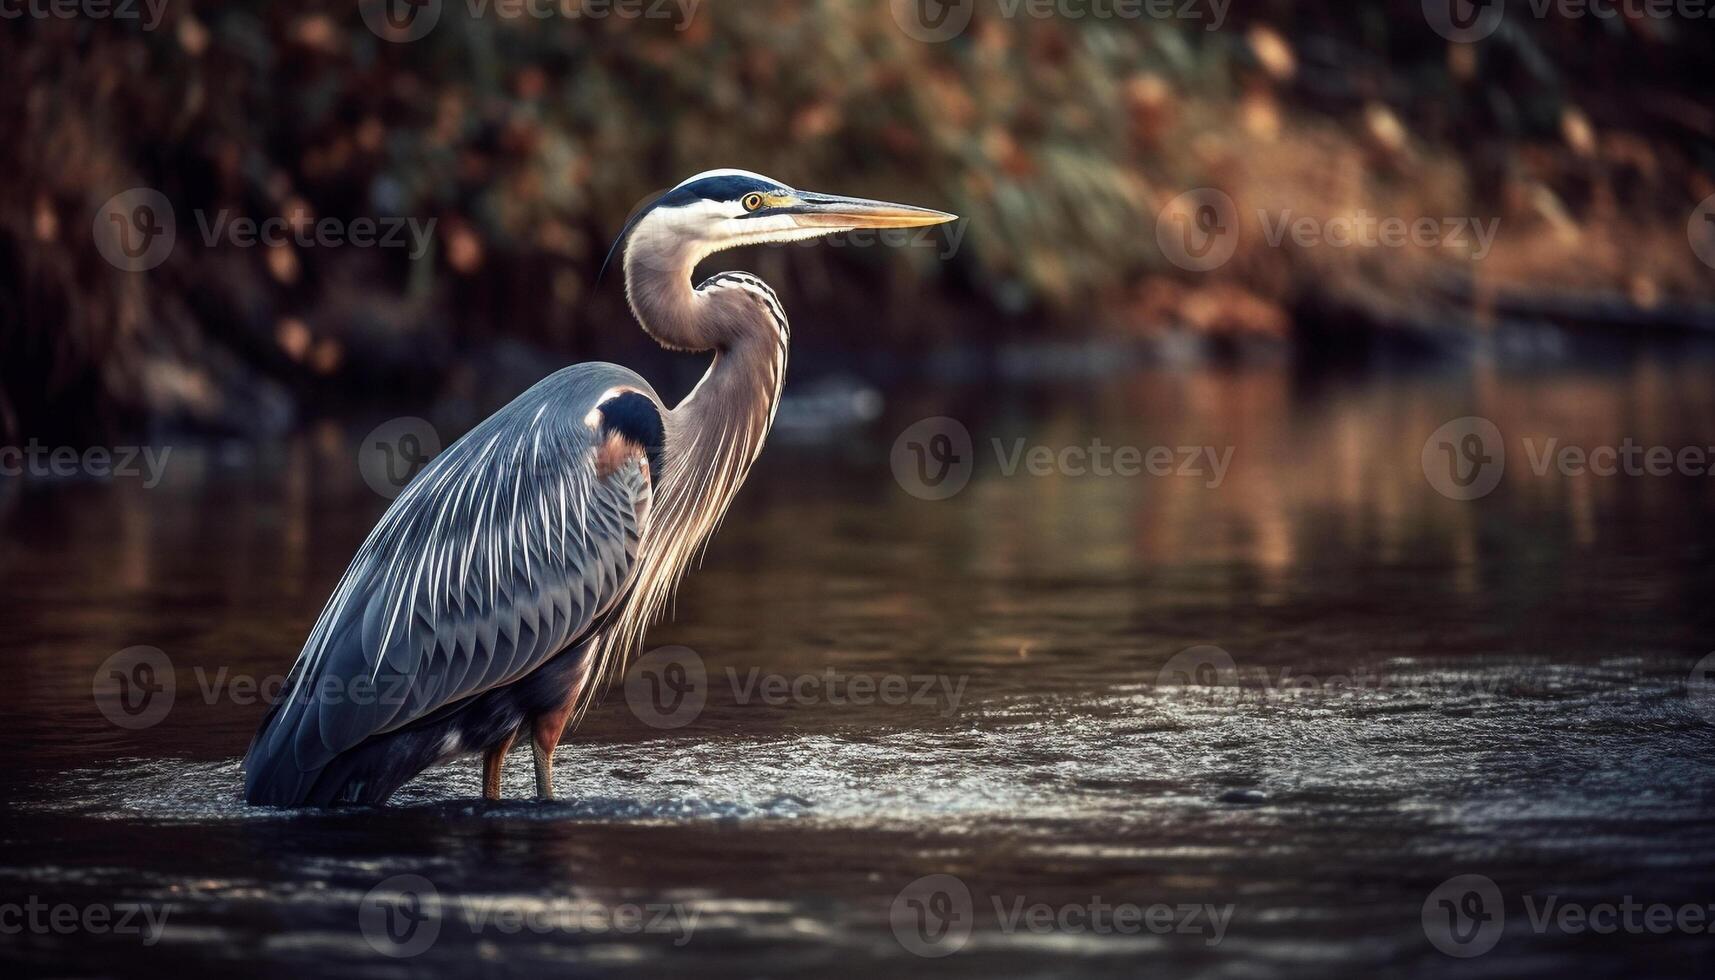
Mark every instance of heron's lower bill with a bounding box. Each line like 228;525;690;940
786;193;958;230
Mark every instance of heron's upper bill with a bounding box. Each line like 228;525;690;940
766;191;959;231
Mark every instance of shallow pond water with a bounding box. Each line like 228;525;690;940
3;357;1714;977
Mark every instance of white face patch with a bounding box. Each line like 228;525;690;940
719;213;841;248
628;197;843;272
627;200;736;272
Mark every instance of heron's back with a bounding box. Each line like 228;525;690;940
243;363;665;806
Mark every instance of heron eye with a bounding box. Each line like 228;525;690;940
742;193;765;212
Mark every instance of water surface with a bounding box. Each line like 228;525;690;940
3;358;1714;977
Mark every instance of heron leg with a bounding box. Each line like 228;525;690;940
483;726;520;801
531;701;577;801
527;641;596;802
531;736;555;800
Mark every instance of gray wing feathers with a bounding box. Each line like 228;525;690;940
247;364;659;789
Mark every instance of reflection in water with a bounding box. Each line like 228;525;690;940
2;359;1714;978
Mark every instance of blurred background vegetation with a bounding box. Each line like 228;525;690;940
3;0;1712;443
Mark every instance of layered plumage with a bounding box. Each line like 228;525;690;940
242;169;954;806
243;364;661;805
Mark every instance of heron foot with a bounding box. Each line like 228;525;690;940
531;739;555;800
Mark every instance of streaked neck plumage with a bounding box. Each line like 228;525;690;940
621;226;788;462
595;229;787;685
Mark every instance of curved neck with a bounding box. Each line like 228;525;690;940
656;271;787;470
623;237;716;353
599;247;789;681
622;236;788;432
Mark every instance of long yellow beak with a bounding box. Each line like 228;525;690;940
782;192;958;230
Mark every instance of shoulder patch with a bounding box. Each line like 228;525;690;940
595;390;666;479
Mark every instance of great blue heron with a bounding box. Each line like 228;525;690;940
243;170;955;806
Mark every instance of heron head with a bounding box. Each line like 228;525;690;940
605;169;958;279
